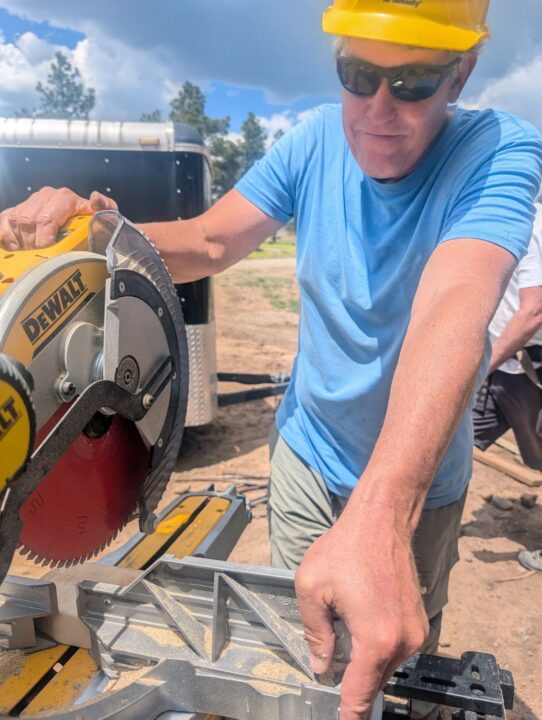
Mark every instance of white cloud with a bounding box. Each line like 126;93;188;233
0;32;59;113
226;131;243;144
17;31;54;63
259;112;295;145
72;37;173;120
465;54;542;133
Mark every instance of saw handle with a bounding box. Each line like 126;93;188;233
0;215;91;295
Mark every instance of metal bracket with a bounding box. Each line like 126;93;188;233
75;556;363;720
64;557;511;720
0;576;57;649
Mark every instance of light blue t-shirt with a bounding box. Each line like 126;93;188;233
236;105;542;508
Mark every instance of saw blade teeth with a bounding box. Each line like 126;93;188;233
18;545;51;567
17;523;127;568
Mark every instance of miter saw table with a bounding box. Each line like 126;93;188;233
0;524;514;720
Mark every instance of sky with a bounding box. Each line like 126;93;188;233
0;1;542;140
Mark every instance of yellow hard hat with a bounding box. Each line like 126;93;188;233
322;0;490;52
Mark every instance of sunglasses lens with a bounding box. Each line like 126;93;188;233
337;59;379;97
391;68;442;101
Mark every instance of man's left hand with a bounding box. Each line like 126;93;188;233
295;508;429;720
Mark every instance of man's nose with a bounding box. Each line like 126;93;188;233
365;78;398;123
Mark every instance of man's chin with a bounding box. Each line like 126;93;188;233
357;157;408;182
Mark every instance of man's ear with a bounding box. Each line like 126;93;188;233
448;54;477;103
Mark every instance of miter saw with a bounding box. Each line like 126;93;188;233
0;211;188;583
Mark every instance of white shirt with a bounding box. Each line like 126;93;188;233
489;204;542;374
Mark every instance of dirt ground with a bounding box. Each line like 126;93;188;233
8;256;542;718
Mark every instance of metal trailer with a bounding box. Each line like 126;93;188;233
0;117;223;427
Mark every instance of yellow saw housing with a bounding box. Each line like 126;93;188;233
0;356;35;492
0;217;93;491
0;215;92;298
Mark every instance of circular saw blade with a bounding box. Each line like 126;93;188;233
18;403;149;565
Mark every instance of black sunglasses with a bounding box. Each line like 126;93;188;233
336;56;461;103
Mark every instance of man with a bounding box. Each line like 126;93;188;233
1;3;542;719
473;204;542;572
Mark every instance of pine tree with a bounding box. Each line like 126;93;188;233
169;82;229;139
209;136;244;200
140;109;162;122
17;52;95;120
240;112;266;174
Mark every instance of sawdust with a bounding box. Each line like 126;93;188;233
251;658;306;683
249;678;284;695
204;627;213;657
30;666;155;717
0;648;25;685
248;657;308;696
135;623;184;647
106;665;152;692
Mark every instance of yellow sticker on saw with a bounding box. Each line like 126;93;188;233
2;259;107;365
0;378;32;492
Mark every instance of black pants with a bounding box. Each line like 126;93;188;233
473;369;542;470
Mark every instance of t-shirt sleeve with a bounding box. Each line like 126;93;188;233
235;108;322;224
439;118;542;261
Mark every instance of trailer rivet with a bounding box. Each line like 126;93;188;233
119;281;126;293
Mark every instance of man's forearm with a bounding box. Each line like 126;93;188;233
140;217;216;284
346;286;489;535
489;308;542;372
141;189;283;284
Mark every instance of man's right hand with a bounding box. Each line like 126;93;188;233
0;187;118;251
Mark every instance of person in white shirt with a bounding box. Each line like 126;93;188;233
473;204;542;571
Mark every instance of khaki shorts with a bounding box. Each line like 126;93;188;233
268;426;467;654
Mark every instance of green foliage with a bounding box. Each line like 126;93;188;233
209;136;244;199
240;111;266;174
17;52;95;120
142;83;272;200
169;81;230;139
140;109;162;122
247;235;297;260
237;274;299;314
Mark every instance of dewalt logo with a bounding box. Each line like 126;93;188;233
21;269;88;346
0;395;20;441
